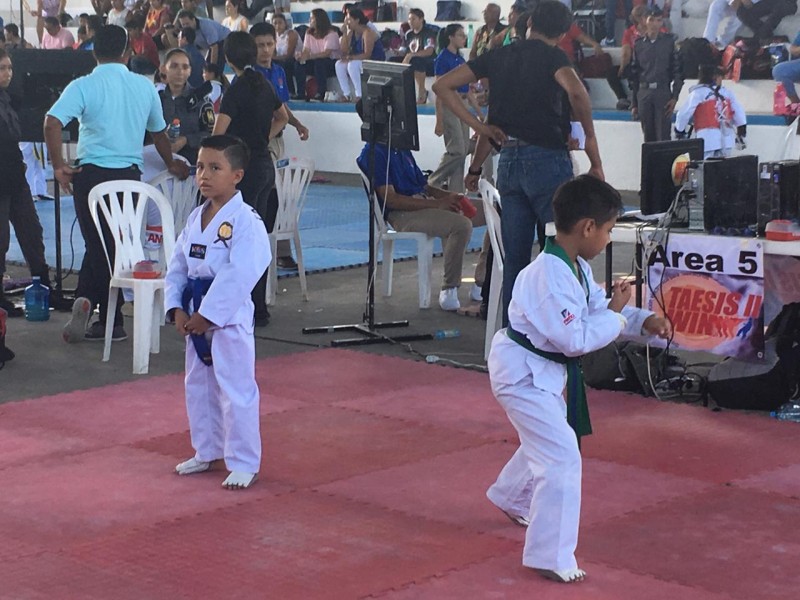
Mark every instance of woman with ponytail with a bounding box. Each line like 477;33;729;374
213;31;288;326
429;24;473;193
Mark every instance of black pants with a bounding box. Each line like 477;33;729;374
72;164;140;327
637;88;673;142
237;154;275;321
295;58;336;97
0;179;50;284
738;0;798;40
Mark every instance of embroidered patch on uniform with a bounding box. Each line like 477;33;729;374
561;309;575;325
215;221;233;246
189;244;207;259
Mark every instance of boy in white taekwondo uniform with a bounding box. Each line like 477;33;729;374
486;176;671;583
165;135;271;490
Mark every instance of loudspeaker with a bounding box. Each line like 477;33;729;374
703;155;759;231
757;160;800;235
6;49;96;143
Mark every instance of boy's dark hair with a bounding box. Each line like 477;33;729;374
125;14;145;31
529;0;572;39
177;10;197;23
271;12;287;23
199;135;250;171
4;24;20;37
179;26;196;44
43;16;60;28
553;175;623;232
93;25;129;60
86;14;104;34
250;22;276;39
77;25;87;36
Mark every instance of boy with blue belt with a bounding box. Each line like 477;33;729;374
165;135;271;490
486;175;671;583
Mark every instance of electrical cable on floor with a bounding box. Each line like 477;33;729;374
253;333;327;348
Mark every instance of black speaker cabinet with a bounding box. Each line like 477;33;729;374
703;155;759;231
757;160;800;235
6;49;96;143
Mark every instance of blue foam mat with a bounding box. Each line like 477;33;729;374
6;184;486;277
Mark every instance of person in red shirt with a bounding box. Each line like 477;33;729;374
126;15;160;75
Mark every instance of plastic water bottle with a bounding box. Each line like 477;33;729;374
771;402;800;422
467;24;474;48
24;276;50;322
434;329;461;339
774;83;787;115
168;118;181;141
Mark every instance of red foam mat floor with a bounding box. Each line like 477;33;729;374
1;348;798;599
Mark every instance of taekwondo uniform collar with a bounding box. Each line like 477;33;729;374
543;237;589;301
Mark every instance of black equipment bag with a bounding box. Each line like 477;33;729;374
583;341;670;397
679;37;720;79
708;303;800;410
436;0;462;20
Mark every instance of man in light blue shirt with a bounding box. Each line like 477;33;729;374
175;10;230;68
44;25;189;343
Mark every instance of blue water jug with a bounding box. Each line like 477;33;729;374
24;276;50;322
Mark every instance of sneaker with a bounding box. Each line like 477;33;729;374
600;37;616;47
276;256;298;270
0;297;24;318
438;287;460;311
615;98;631;111
84;321;128;341
470;283;483;303
62;296;92;343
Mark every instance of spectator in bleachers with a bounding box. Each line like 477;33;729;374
738;0;797;41
159;48;209;164
172;10;231;68
490;1;523;49
178;26;206;87
4;24;34;49
469;3;504;60
355;100;486;312
222;0;249;32
41;15;75;49
601;0;633;47
145;0;173;49
336;8;385;103
179;0;213;20
272;12;301;97
772;30;800;104
30;0;66;44
106;0;131;27
74;25;87;49
675;64;746;158
251;21;310;270
655;0;684;39
0;48;51;317
202;61;227;112
296;8;341;102
430;24;474;193
127;14;160;75
704;0;743;47
609;5;651;110
389;8;438;104
0;31;5;49
630;8;683;142
78;15;104;50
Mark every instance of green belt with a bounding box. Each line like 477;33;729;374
506;327;592;443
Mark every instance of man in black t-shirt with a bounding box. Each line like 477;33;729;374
432;0;603;324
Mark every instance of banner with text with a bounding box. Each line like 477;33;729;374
646;234;765;360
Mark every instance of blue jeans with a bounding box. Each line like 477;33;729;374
774;58;800;100
497;144;573;325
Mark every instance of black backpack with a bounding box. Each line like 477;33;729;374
582;341;672;397
679;37;720;79
436;1;463;20
708;303;800;410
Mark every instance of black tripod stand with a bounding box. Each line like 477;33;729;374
302;99;432;347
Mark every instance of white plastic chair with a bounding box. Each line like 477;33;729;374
267;157;314;305
359;170;434;309
88;180;176;375
147;170;202;237
479;179;504;360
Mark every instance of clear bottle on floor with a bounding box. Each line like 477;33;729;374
24;276;50;322
434;329;461;339
771;402;800;422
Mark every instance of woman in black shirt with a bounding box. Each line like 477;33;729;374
213;31;288;325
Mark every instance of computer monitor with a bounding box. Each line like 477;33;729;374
7;49;96;143
360;60;419;152
640;139;704;215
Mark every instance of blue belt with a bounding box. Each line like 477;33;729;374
505;326;592;444
182;277;213;367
